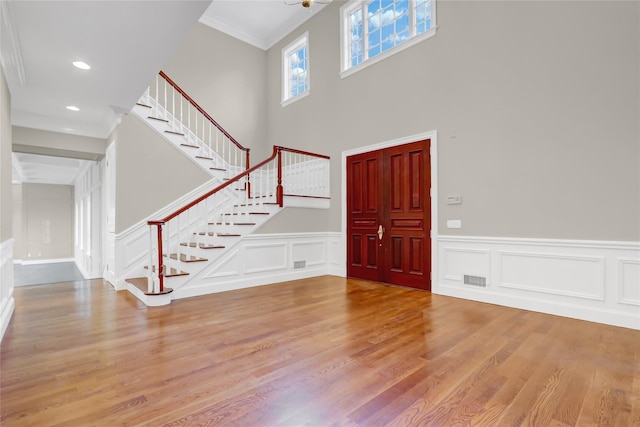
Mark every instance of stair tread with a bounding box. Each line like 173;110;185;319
136;102;152;108
167;253;208;263
180;242;225;249
195;155;213;160
165;130;185;136
223;212;270;216
181;143;199;148
125;277;174;295
148;116;169;122
197;232;241;237
210;167;227;172
143;265;189;277
208;222;256;226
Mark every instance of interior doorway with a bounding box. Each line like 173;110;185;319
346;139;431;290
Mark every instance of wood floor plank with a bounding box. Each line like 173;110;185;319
1;276;638;426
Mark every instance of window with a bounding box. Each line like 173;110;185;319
341;0;437;77
282;32;310;106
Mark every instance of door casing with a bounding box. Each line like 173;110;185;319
341;131;439;287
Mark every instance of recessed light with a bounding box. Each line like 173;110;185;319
73;61;91;70
66;105;80;111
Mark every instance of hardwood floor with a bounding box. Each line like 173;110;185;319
1;276;638;426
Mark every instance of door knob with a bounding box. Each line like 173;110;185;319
378;224;384;240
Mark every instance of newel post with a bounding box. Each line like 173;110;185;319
276;148;284;207
156;223;164;293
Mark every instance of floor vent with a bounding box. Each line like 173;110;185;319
294;260;306;269
464;274;487;287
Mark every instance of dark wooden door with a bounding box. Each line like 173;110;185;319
347;140;431;290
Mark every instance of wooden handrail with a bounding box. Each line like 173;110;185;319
275;145;330;159
159;71;249;154
149;146;279;226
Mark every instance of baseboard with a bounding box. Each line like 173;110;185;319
18;257;75;265
174;266;335;300
435;235;640;330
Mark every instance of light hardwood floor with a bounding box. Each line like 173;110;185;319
1;276;638;426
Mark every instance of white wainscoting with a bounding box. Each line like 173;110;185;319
435;236;640;330
173;232;343;299
0;239;15;340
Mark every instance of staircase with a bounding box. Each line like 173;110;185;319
124;72;330;306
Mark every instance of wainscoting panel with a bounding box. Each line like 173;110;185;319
499;251;605;301
436;236;640;330
442;248;491;283
174;233;342;300
291;240;327;267
245;242;288;274
0;239;15;340
618;258;640;306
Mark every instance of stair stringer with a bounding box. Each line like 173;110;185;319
130;102;237;181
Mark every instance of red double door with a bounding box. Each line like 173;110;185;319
347;140;431;290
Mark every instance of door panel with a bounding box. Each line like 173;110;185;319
347;140;431;290
347;151;383;281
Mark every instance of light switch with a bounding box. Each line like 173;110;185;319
447;195;462;205
447;220;462;229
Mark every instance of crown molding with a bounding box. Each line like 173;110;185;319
0;0;27;90
199;13;270;51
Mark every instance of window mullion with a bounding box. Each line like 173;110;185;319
409;0;417;37
362;6;369;61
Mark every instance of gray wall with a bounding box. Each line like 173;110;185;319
114;113;210;233
162;23;269;158
12;183;73;260
260;0;639;241
12;126;106;160
0;66;11;242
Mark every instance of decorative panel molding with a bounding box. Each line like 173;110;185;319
291;240;326;267
442;247;491;283
245;243;288;274
175;232;342;300
122;228;149;270
498;251;605;301
436;236;640;330
618;258;640;306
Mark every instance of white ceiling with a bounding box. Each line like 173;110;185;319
3;0;327;185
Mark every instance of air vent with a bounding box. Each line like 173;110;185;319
294;260;306;269
464;274;487;287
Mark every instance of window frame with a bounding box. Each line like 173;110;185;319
281;31;310;107
340;0;437;79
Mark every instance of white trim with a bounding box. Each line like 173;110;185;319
340;0;438;79
0;239;16;341
438;235;640;251
198;14;269;50
0;1;27;88
341;130;439;284
17;257;75;265
435;235;640;330
198;4;329;51
281;31;310;106
618;258;640;306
